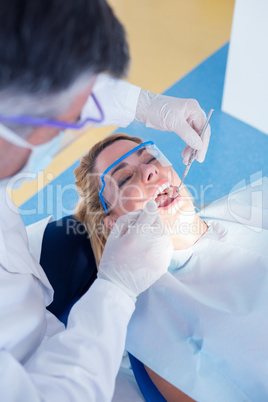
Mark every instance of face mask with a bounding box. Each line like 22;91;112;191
0;123;63;190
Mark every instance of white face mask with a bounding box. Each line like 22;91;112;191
0;123;63;190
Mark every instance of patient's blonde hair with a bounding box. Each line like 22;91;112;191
74;133;142;266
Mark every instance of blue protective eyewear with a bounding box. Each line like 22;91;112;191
0;92;104;130
99;141;155;214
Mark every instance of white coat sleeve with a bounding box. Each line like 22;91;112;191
1;277;135;402
81;74;141;127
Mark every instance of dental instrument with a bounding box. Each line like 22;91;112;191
169;109;214;200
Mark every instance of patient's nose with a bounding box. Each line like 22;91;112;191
139;163;159;182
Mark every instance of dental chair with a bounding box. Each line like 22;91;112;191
128;353;166;401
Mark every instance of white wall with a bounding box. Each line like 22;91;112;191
222;0;268;135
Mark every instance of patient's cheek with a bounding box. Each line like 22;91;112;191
119;185;147;213
117;199;145;215
122;183;145;199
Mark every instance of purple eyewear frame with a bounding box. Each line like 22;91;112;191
0;92;104;130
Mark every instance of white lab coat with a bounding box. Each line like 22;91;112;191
81;73;141;128
0;75;142;402
126;178;268;401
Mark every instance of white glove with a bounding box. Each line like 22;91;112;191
135;89;211;164
98;200;173;302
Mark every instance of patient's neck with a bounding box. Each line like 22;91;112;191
171;214;208;251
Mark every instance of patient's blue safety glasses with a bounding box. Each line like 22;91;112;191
0;92;104;130
99;140;172;214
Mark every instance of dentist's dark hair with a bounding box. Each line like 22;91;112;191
0;0;129;136
0;0;129;93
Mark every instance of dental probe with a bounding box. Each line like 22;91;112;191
169;108;214;200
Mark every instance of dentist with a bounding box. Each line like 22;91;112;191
0;0;210;400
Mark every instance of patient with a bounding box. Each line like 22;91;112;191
74;133;268;401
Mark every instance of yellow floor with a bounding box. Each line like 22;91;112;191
11;0;235;207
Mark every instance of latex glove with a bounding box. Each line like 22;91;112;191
135;89;211;164
98;200;173;302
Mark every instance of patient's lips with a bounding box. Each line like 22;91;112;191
153;180;180;209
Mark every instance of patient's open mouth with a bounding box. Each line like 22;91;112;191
153;182;179;209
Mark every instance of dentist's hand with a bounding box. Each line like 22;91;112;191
135;89;211;164
98;200;173;302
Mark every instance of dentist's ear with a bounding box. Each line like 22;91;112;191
104;215;118;230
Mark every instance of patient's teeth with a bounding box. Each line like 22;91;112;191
154;182;172;200
167;187;173;197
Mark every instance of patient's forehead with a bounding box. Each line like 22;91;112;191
95;139;139;174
